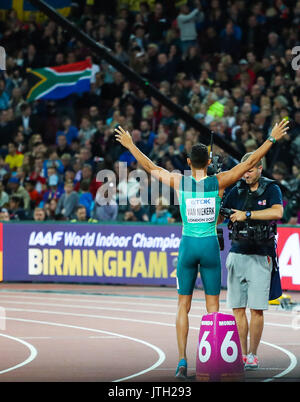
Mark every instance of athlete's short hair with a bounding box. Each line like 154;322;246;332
189;143;209;168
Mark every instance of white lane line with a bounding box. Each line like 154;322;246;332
0;293;296;318
19;337;52;340
1;300;297;329
4;307;297;382
18;335;119;340
260;340;298;382
0;333;38;374
4;315;165;382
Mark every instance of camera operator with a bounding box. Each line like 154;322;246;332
220;152;283;370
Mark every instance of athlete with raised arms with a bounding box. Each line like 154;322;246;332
115;119;289;379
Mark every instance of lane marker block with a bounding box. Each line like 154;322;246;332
196;312;244;381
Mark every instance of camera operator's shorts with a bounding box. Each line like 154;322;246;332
176;235;221;296
226;252;272;310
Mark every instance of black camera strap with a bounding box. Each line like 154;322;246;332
241;188;253;211
230;182;277;247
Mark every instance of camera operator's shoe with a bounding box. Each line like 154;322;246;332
175;358;187;379
245;353;259;369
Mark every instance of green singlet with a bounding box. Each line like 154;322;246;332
177;175;222;295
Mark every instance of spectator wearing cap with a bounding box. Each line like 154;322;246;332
0;208;10;221
7;176;30;210
55;180;79;220
234;59;256;90
4;142;24;171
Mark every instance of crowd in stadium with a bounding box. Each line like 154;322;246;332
0;0;299;224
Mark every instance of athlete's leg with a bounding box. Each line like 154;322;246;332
176;294;193;361
205;294;219;313
175;236;198;377
198;236;222;313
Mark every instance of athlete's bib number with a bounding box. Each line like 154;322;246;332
186;197;215;223
198;330;238;363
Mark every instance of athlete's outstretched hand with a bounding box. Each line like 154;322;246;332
270;119;289;141
114;126;134;149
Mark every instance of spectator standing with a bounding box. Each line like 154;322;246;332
56;116;78;145
55;180;79;220
177;2;201;55
79;179;94;218
93;182;118;221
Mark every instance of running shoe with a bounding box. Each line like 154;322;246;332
175;358;187;379
244;353;259;369
242;355;248;366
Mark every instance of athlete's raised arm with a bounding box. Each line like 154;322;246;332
114;126;182;190
217;119;289;191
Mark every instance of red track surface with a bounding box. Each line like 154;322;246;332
0;283;299;383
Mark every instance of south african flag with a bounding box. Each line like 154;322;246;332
26;59;92;102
